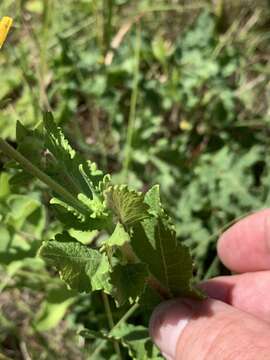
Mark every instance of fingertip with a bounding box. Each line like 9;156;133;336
151;297;270;360
217;209;270;272
149;299;192;359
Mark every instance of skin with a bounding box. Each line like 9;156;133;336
150;209;270;360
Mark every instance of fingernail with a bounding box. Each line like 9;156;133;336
149;299;192;359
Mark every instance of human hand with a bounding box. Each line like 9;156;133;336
149;209;270;359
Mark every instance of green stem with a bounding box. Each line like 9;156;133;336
91;303;139;358
104;0;114;52
114;303;140;327
203;210;256;244
0;138;87;215
122;23;141;181
203;256;220;280
93;0;104;52
101;293;122;359
39;0;53;110
200;210;260;280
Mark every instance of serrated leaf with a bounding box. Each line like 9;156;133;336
51;200;109;231
80;324;162;360
44;113;107;196
110;323;161;360
38;232;111;293
79;328;109;340
105;185;149;226
110;263;148;306
138;286;163;309
43;113;110;219
144;185;175;232
14;115;111;226
131;217;203;299
106;222;130;248
78;193;107;218
87;251;112;294
144;184;163;217
16;121;44;167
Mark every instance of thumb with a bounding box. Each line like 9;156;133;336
149;298;270;360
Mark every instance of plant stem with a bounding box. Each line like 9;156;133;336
203;256;220;280
91;303;139;359
93;0;104;52
101;293;122;359
0;138;87;215
203;210;256;244
39;0;53;111
104;0;114;52
114;303;140;328
122;22;141;182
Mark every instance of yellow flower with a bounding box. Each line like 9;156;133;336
0;17;13;49
179;119;192;131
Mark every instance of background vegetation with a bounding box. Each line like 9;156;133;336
0;0;270;358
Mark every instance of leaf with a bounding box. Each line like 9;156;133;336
106;222;130;248
78;193;107;218
152;35;172;65
80;323;163;360
44;112;107;198
43;113;110;220
131;217;203;299
105;185;149;226
0;224;40;265
50;200;109;231
12;113;111;226
16;121;44;165
79;328;109;340
144;185;175;235
138;286;163;309
87;251;112;294
0;172;10;199
110;263;148;306
110;323;162;360
69;229;98;245
34;285;76;331
14;121;44;186
38;232;111;293
144;184;163;217
6;194;43;231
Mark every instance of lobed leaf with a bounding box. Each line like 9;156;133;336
110;263;148;306
44;113;108;196
38;232;111;294
144;184;163;217
106;222;130;248
131;217;203;299
104;185;149;227
80;323;163;360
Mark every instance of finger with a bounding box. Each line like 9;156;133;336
217;209;270;273
150;298;270;360
200;271;270;323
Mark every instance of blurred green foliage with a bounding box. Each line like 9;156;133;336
0;0;270;358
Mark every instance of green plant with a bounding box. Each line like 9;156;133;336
1;1;270;358
0;113;204;358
